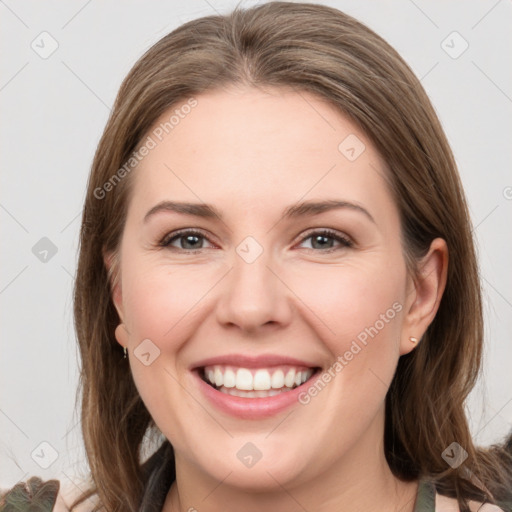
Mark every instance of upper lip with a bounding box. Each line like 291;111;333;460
190;353;320;370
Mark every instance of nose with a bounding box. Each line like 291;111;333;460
215;246;293;333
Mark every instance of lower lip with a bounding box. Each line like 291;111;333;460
193;369;321;419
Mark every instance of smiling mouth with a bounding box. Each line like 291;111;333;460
197;365;320;398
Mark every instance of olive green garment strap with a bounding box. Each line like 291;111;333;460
413;479;436;512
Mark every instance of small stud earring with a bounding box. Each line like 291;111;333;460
409;336;418;344
123;346;128;358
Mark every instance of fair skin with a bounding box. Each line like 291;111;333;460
107;86;448;512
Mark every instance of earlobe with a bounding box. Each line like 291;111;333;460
400;238;449;355
115;323;129;349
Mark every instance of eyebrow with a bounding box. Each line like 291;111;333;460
143;199;375;224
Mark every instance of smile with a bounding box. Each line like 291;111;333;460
200;365;316;398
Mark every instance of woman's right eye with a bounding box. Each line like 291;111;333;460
160;230;215;251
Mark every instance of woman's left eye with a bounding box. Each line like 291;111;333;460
297;229;353;252
159;228;352;253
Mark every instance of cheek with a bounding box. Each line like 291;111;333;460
288;258;405;343
287;259;405;405
120;262;213;439
122;260;218;341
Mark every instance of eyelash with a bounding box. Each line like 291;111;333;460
159;228;353;253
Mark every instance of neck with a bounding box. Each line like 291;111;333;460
162;408;419;512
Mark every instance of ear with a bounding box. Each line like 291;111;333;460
104;249;129;350
400;237;448;355
103;249;124;323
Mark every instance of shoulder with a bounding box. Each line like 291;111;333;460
57;479;100;511
436;492;507;512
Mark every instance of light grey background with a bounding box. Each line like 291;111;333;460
1;0;511;492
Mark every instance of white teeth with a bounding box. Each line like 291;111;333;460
271;370;284;389
284;370;295;388
236;368;253;390
214;367;223;387
223;368;236;388
203;365;314;393
253;369;271;390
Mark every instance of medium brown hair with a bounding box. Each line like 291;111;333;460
71;2;512;510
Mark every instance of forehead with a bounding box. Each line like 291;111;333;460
129;86;395;224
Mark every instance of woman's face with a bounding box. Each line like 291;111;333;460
111;86;421;490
